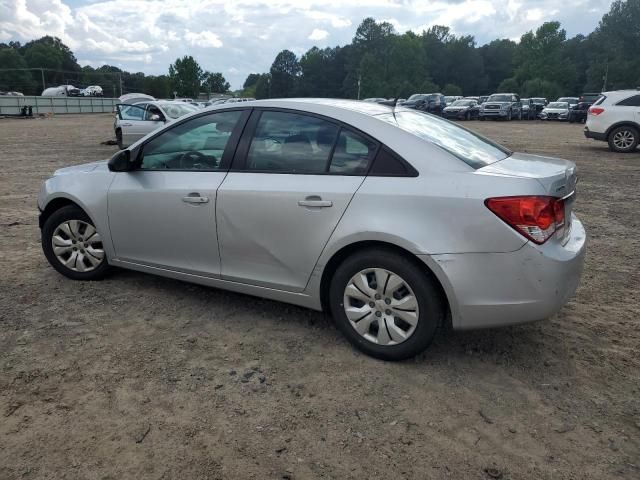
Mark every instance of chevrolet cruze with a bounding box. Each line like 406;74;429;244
38;99;586;360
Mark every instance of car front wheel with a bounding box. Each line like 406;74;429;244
42;205;110;280
329;249;444;361
608;126;639;153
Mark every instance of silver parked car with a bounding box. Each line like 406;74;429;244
114;101;199;148
38;99;586;360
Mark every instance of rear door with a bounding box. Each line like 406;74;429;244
116;104;160;146
216;109;378;292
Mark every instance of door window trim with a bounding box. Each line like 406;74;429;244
230;107;385;176
132;108;252;172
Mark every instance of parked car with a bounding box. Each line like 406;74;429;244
118;93;156;105
568;102;591;123
530;97;548;117
540;101;570;121
114;101;199;148
38;98;585;361
579;92;602;104
442;99;479;120
444;95;463;105
81;85;103;96
478;95;490;104
479;93;522;120
520;98;537;120
225;98;256;103
557;97;579;108
584;89;640;152
363;98;387;103
0;91;24;96
42;85;80;97
402;93;446;115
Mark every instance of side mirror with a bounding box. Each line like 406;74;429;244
108;149;135;172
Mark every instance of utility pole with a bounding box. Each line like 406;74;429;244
40;68;45;92
601;61;608;93
118;72;123;97
357;73;361;100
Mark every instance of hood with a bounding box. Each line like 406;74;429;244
444;105;468;111
53;160;109;176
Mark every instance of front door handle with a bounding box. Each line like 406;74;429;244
298;196;332;208
182;193;209;204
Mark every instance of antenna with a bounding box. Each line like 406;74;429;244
392;96;399;122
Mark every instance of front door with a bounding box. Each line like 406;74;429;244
116;104;164;146
108;109;247;275
217;110;378;291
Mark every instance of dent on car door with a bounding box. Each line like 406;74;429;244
107;109;249;275
216;109;378;292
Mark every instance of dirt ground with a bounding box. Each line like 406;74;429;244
0;113;638;480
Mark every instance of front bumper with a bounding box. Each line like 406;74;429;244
480;110;508;118
421;215;586;330
443;110;466;119
583;127;606;141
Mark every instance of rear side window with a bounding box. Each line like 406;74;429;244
593;95;606;106
370;147;418;176
329;129;377;175
379;110;511;169
616;95;640;107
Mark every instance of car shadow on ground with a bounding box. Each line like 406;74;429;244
105;268;559;369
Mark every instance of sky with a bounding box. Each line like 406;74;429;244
0;0;614;89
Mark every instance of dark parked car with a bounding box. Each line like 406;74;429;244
442;99;480;120
520;98;537;120
479;93;523;120
530;98;548;117
402;93;446;115
568;102;591;123
578;92;601;103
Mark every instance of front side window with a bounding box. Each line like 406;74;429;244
118;104;145;120
380;110;511;169
140;110;242;170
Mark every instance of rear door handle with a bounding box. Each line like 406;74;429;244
298;196;332;208
182;193;209;204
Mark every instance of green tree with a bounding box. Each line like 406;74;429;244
254;73;271;99
269;50;301;97
0;46;35;93
202;71;230;94
243;73;261;89
480;39;517;93
443;83;462;96
521;78;563;100
497;77;520;93
168;56;203;97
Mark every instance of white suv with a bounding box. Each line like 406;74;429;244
584;90;640;152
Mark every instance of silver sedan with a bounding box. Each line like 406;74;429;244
38;99;586;360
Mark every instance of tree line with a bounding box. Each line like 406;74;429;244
0;37;230;98
1;0;638;100
242;0;640;100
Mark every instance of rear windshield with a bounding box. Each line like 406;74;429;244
379;111;511;169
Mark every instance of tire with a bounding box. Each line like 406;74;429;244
42;205;110;280
480;116;485;121
116;129;123;150
517;110;522;120
506;110;512;121
329;248;444;361
607;126;639;153
465;112;470;121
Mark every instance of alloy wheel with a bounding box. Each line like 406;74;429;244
52;220;104;272
343;268;419;345
613;130;635;150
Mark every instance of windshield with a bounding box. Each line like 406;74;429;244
451;100;473;106
487;94;512;102
158;102;198;119
547;102;568;109
380;110;510;169
407;94;426;101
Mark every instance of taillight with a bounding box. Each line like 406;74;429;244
589;106;605;115
485;196;565;244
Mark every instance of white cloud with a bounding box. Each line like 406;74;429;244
308;28;329;41
0;0;614;89
184;30;223;48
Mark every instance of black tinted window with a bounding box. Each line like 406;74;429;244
370;147;417;176
617;95;640;107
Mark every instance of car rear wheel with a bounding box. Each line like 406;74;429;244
42;205;110;280
608;126;639;153
329;249;444;361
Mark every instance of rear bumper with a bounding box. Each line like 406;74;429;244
583;127;606;141
420;216;586;330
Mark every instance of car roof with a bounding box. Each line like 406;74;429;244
208;98;396;116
